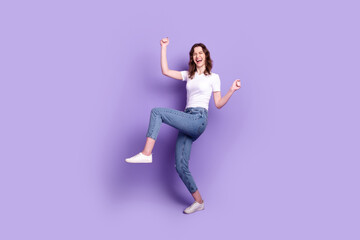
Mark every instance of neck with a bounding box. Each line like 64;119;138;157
196;65;206;75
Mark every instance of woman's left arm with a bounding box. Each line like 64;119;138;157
213;79;241;109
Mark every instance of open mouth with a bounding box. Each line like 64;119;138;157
196;59;203;63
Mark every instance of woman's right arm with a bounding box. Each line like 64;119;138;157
160;37;183;80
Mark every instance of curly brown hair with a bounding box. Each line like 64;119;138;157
187;43;213;79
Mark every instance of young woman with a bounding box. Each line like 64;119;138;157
125;37;241;214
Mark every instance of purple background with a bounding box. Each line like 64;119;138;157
1;0;359;239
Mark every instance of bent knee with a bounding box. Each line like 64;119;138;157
151;107;163;115
151;107;158;114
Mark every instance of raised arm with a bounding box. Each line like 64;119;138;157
213;79;241;109
160;37;183;80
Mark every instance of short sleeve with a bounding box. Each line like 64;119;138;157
212;74;221;92
180;71;188;81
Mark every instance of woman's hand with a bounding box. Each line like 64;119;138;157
230;79;241;92
160;37;169;47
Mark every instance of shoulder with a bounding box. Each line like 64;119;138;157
209;72;220;80
209;72;219;77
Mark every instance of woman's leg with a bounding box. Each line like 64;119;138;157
126;107;203;163
143;107;202;155
142;137;155;156
146;107;201;141
191;190;203;204
175;131;203;203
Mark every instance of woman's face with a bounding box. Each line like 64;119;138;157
192;46;206;69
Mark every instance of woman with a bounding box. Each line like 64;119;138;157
125;37;241;214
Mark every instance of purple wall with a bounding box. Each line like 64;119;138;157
1;0;359;239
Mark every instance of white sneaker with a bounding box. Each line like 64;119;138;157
183;201;205;214
125;152;152;163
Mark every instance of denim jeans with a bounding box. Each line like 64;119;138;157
146;107;208;193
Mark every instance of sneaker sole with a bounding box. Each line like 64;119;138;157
125;159;152;163
183;206;205;214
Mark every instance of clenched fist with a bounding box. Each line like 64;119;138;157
160;37;169;47
230;79;241;92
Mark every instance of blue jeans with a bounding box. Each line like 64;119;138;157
146;107;208;193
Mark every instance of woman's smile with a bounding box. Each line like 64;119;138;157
193;46;206;68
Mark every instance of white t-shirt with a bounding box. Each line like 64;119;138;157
180;71;221;111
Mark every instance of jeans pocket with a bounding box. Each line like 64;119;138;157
190;111;203;120
195;110;206;119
